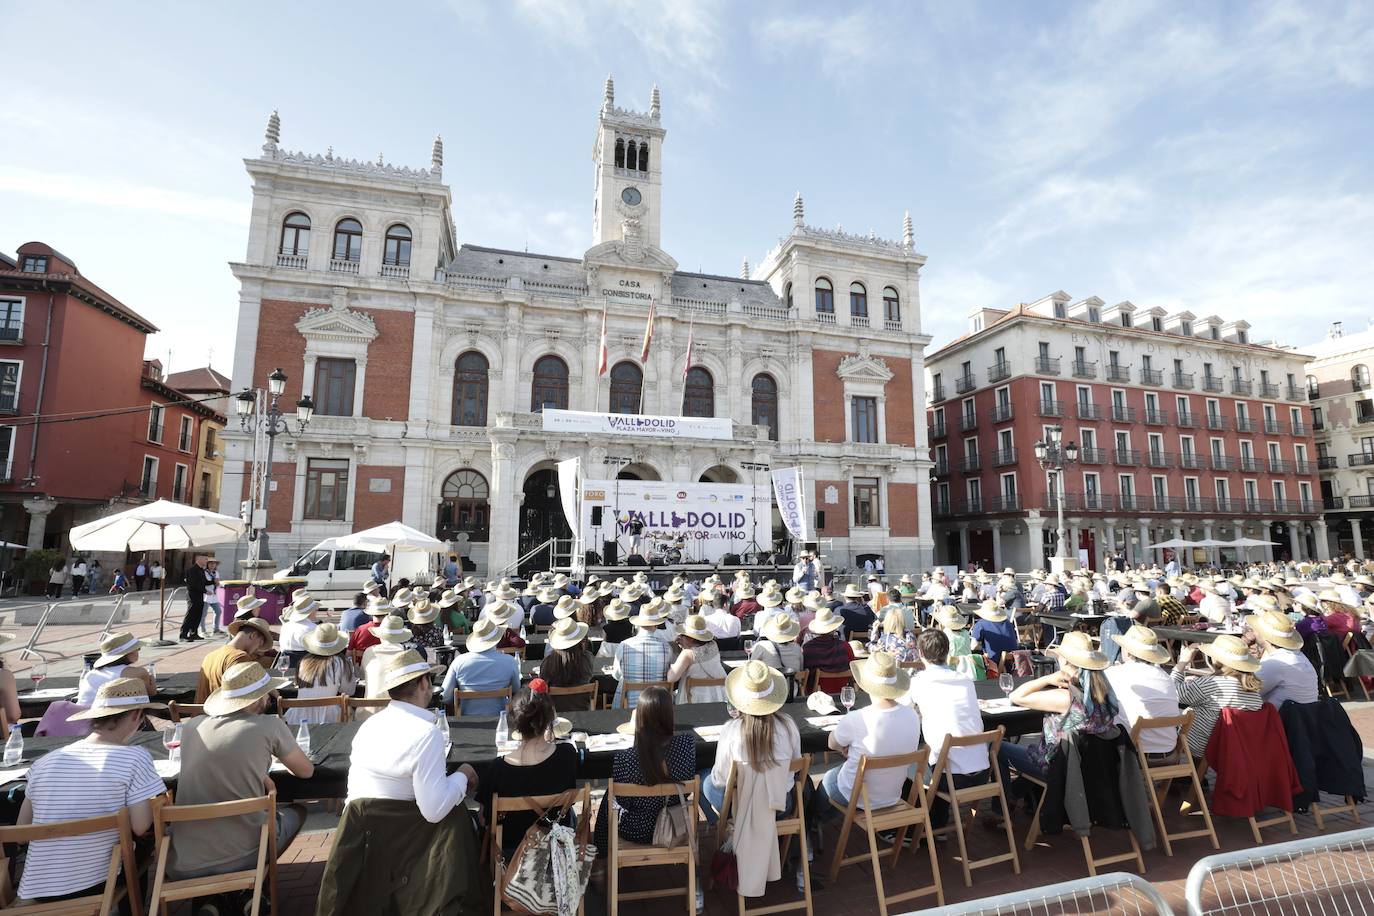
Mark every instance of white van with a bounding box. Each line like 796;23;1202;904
275;538;433;605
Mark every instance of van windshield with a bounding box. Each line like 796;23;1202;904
291;549;331;575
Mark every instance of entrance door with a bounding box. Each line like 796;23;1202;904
519;469;571;577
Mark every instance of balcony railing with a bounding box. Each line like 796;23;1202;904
993;448;1018;467
988;361;1011;383
1268;458;1292;473
1244;499;1264;513
1294;460;1311;475
1318;456;1339;470
1152;495;1179;512
1035;356;1061;375
1111;405;1137;423
959;454;981;472
380;263;411;279
1177;411;1198;428
1173;372;1195;389
1076;402;1102;420
930;385;945;402
1213;498;1236;513
1264;419;1286;435
1231;379;1252;395
1307;384;1321;400
1141;368;1164;385
1325;496;1345;509
1236;417;1255;432
960;413;978;432
884;318;902;331
1260;382;1281;398
1179;454;1205;470
1209;455;1237;471
1118;494;1140;511
933;459;949;476
1037;399;1064;417
990;404;1014;423
1072;360;1098;379
1047;492;1115;512
930;420;947;439
988;494;1022;512
1206;414;1229;430
1286;385;1303;401
1349;453;1374;468
933;499;953;517
1078;447;1107;464
1146;450;1176;468
1144;408;1170;425
1240;457;1261;472
1182;496;1207;513
955;374;976;394
1114;448;1140;466
329;258;361;274
851;314;870;328
962;497;984;515
1350;495;1374;509
276;252;308;269
1107;365;1131;383
1358;411;1374;425
1203;376;1225;393
1291;421;1309;435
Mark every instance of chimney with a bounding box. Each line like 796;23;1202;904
1331;321;1343;338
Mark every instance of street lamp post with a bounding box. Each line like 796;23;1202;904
235;367;314;565
1034;424;1080;574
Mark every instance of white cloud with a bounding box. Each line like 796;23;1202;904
0;166;247;225
461;192;585;256
984;174;1148;252
752;9;881;77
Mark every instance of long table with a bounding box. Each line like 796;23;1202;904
18;673;201;719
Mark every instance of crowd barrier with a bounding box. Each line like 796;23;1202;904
912;873;1174;915
5;587;187;660
1184;824;1374;915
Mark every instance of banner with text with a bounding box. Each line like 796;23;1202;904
580;479;771;564
543;409;732;441
770;466;812;541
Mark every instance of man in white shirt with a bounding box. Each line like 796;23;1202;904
701;597;742;640
1103;626;1182;757
1250;608;1319;709
907;629;990;826
1197;579;1234;625
348;649;478;823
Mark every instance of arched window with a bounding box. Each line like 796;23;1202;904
883;286;900;323
332;218;363;262
383;224;411;266
279;212;310;256
614;137;625;168
609;361;642;415
638;141;649;171
439;469;489;541
850;282;868;318
751;373;779;441
530;355;569;412
683;367;714;418
814;277;834;314
1306;375;1319;397
784;282;793;310
626;140;638;171
451;351;489;426
1353;365;1370;391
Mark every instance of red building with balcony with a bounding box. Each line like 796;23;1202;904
0;242;226;552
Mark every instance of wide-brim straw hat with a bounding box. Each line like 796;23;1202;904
1201;634;1261;673
203;661;291;716
603;599;630;621
899;574;913;584
934;607;967;630
620;584;645;603
381;649;432;691
461;576;478;589
1247;609;1303;650
1329;572;1350;585
374;615;413;644
758;590;784;608
235;594;266;615
736;585;757;599
283;596;318;621
408;599;438;625
1355;575;1374;588
548;618;590;651
366;598;395;617
725;660;789;716
1115;625;1171;664
362;580;383;596
842;583;865;599
974;601;1007;623
466;617;505;652
304;622;347;656
642;596;668;617
484;600;516;626
492;582;520;601
391;587;414;607
1051;632;1109;670
553;595;578;619
94;631;145;668
1030;569;1047;580
68;676;167;720
629;607;667;628
290;588;312;603
1294;592;1321;613
679;615;715;642
809;607;844;634
437;589;462;608
553;574;571;588
536;587;560;604
802;592;827;612
762;615;800;643
662;586;686;604
850;651;910;700
228;617;275;642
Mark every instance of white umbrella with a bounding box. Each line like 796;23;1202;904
334;521;445;588
70;499;246;644
1146;538;1195;550
1228;537;1280;547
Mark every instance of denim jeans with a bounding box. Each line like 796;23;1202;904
699;766;799;825
996;741;1046;813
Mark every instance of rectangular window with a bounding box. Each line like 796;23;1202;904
199;471;212;508
1080;427;1097;450
1000;473;1017;500
0;361;20;412
1211;438;1224;459
967;478;982;507
1054;301;1066;318
1038;341;1050;360
304;458;350;521
1151;316;1164;332
20;255;47;272
964;436;979;460
1215;478;1230;503
140;456;158;498
178;416;193;452
0;426;13;481
851;396;879;443
313;357;357;417
147;404;164;443
172;463;188;502
204;427;217;458
1272;480;1286;501
0;298;22;341
1118;474;1135;499
853;477;880;527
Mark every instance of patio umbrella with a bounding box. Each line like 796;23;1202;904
1228;537;1280;547
334;521;445;588
1146;538;1195;550
69;499;246;645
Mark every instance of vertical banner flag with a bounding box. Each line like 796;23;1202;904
771;466;812;541
556;457;580;532
597;303;609;376
640;299;655;362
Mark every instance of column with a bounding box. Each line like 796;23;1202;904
486;436;520;576
1138;520;1152;567
1353;519;1365;560
1314;519;1331;561
1202;521;1217;568
581;310;601;410
957;525;970;569
1232;519;1247;566
990;524;1002;571
727;323;746;426
407;299;436;422
23;498;58;551
1287;520;1302;562
501;315;521;411
1026;515;1046;570
1262;523;1275;562
1068;519;1082;566
654;316;674;415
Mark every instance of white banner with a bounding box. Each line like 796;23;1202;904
580;479;771;564
771;467;811;541
556;457;580;532
542;408;732;441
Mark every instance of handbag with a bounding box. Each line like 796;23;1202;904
651;784;692;848
710;830;739;891
499;789;597;916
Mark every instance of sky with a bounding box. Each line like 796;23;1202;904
2;0;1372;379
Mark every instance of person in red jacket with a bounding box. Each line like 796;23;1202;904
731;584;761;620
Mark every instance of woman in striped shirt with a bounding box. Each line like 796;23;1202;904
1170;636;1264;758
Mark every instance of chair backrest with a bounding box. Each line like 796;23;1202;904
717;758;809;828
345;697;389;720
547;682;598;710
452;686;513;718
609;777;699;804
684;676;725;693
851;747;930;812
0;807;140;913
149;792;275;910
278;694;348;724
1129;708;1194;760
617;680;671;708
168;701;204;723
497;647;525;660
491;786;591;855
928;727;1001;796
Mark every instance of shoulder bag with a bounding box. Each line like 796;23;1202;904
651;783;692;848
499;789;597;916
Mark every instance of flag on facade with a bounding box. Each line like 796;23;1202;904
597;303;609;376
682;316;694;380
640;299;655;362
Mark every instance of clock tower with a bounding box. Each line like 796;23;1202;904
591;76;665;252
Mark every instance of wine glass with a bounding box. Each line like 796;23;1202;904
743;638;755;655
146;660;158;683
998;672;1015;700
163;723;182;764
840;684;856;712
726;699;741;720
30;660;47;692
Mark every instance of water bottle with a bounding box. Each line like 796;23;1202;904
295;721;311;757
519;623;528;643
495;710;510;747
3;725;23;767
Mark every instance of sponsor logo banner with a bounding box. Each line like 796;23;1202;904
580;479;770;563
542;409;732;441
771;467;812;541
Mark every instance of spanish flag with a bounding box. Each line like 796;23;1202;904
640;298;656;362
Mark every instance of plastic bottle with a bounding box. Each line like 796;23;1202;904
3;725;23;768
295;721;311;757
495;709;509;747
519;623;528;643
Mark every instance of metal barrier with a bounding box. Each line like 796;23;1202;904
914;873;1175;915
1185;825;1374;915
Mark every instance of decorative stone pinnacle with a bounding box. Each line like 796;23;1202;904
650;84;661;119
603;74;615;111
740;258;750;280
793;191;804;227
264;110;280;150
432;134;444;171
903;210;914;248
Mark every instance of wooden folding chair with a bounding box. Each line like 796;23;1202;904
277;694;348;724
491;787;591;916
808;669;852;695
1342;633;1370;701
166;702;203;723
682;676;725;702
345;697;388;720
1129;710;1219;856
710;759;813;916
147;792;277;916
616;681;671;709
0;808;143;915
497;646;526;661
607;778;699;916
923;728;1020;887
825;748;943;916
547;682;598;711
1017;745;1145;876
452;687;513;718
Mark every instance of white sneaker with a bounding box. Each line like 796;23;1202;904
695;888;704;912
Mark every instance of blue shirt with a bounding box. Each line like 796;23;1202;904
970;618;1019;659
531;603;557;626
340;606;371;633
838;601;875;637
441;649;521;716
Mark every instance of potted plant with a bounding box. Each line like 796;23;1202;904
20;548;63;596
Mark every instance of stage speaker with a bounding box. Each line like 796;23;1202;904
815;511;826;531
627;554;648;567
602;540;618;566
723;553;741;566
591;506;603;527
584;550;602;566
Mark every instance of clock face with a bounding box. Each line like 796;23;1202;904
621;186;642;206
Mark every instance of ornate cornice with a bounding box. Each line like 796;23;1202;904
296;303;379;343
262;147;442;184
837;353;895;383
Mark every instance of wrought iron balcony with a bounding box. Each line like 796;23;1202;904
960;413;979;432
1107;365;1131;383
1318;456;1339;470
1114;448;1140;466
1349;452;1374;468
1260;382;1281;398
1179;454;1205;470
1144;409;1170;425
1209;455;1237;471
1111;405;1137;423
1350;495;1374;509
1078;447;1107;465
1072;360;1098;379
1146;450;1176;468
1141;368;1164;385
1037;399;1064;417
1206;414;1229;430
1203;376;1225;393
1325;496;1345;509
1231;379;1253;395
988;361;1011;383
959;454;981;472
1173;372;1195;390
990;404;1014;423
1035;356;1061;375
1118;494;1140;511
1286;385;1303;401
1177;412;1198;428
1152;495;1180;512
933;459;949;477
930;419;947;439
1239;457;1261;472
1264;419;1286;435
955;374;976;394
930;384;946;402
933;498;953;517
1290;421;1309;435
1076;402;1102;420
988;494;1022;512
1268;459;1292;473
1236;417;1255;432
993;448;1018;467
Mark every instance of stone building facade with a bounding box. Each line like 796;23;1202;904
1303;321;1374;558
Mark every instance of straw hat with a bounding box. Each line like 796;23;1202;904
461;576;478;589
373;615;412;644
934;606;967;630
203;661;291;716
974;600;1007;623
93;631;145;668
1294;592;1321;613
466;617;505;652
228;617;275;643
758;588;784;608
850;651;910;699
363;580;383;597
487;581;517;601
809;607;844;634
1329;572;1350;585
1247;610;1303;650
1114;625;1171;664
391;587;414;607
484;600;516;626
802;591;827;612
603;598;630;621
1030;569;1047;580
662;585;686;604
1355;574;1374;588
553;573;571;589
620;583;645;603
736;584;757;599
1318;589;1354;609
1249;595;1281;615
283;594;318;621
725;660;788;716
642;596;668;617
408;598;438;625
762;615;801;643
598;581;615;597
547;617;590;651
536;587;560;604
899;574;913;585
304;622;347;656
381;649;433;691
552;595;578;619
1201;634;1260;673
1051;631;1109;670
290;588;312;603
235;594;266;615
842;583;866;600
366;598;395;617
629;605;667;628
67;677;166;721
679;615;715;642
633;571;649;584
437;589;462;608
